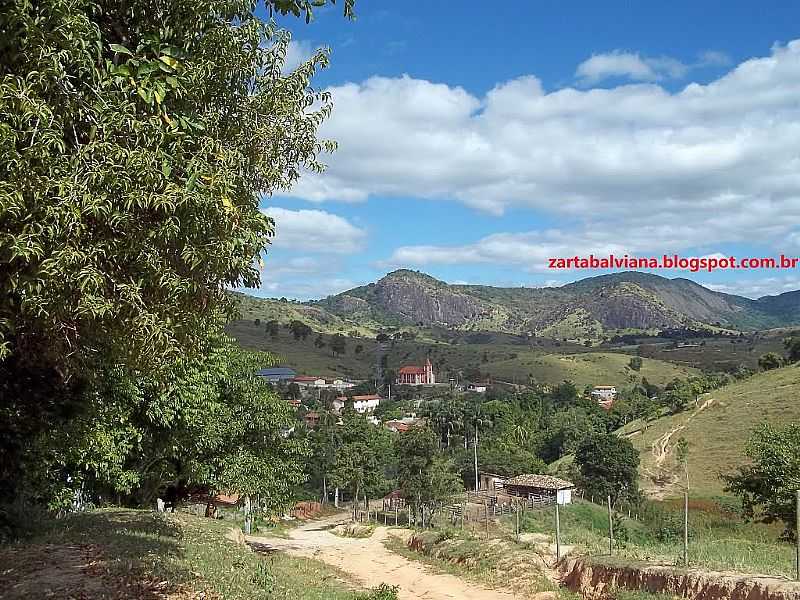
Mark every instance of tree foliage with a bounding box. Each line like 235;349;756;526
1;0;350;506
575;433;640;507
725;424;800;537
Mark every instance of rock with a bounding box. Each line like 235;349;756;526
532;593;558;600
225;527;247;546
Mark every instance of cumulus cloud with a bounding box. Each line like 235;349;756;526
263;206;366;254
574;49;730;84
703;277;800;299
575;51;676;83
286;41;800;257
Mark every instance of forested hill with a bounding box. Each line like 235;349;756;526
238;270;800;340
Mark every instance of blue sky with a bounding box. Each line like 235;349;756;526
251;1;800;300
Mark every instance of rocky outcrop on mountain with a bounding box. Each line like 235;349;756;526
292;270;800;338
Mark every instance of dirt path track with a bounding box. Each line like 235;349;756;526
247;513;525;600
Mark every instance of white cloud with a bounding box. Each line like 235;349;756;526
284;40;314;72
287;41;800;254
576;51;663;83
575;49;731;84
703;277;800;299
263;206;366;254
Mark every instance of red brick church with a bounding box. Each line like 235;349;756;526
397;358;436;385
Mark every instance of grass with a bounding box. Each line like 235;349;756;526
625;363;800;496
0;508;394;600
513;499;796;578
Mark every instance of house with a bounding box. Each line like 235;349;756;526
467;383;488;393
591;385;617;409
335;394;382;414
382;490;406;511
503;474;574;505
293;375;327;388
478;472;506;491
304;411;321;428
397;358;435;385
385;420;410;433
256;367;297;383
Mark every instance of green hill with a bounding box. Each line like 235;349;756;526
620;364;800;498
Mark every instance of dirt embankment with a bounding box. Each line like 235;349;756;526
559;557;800;600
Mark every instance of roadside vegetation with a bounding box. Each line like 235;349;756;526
0;508;396;600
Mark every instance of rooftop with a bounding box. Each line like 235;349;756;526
503;474;575;490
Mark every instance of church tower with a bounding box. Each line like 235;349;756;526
424;357;435;385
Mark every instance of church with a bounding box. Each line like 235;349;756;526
396;358;435;385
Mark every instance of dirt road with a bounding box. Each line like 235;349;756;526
247;513;525;600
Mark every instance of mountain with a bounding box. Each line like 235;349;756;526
304;269;799;339
234;270;800;341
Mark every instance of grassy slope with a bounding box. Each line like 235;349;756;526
0;509;379;600
515;499;793;578
486;351;697;389
624;364;800;497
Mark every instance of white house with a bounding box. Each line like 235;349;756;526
590;385;617;408
335;394;382;414
468;383;488;393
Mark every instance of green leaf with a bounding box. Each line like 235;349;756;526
109;43;133;56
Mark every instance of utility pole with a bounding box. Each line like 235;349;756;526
607;495;614;555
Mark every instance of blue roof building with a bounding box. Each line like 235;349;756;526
255;367;297;382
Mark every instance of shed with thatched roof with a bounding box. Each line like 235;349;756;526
503;474;575;505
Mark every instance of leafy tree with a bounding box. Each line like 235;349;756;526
575;433;640;507
331;409;393;517
725;424;800;537
330;334;347;357
265;320;281;339
1;0;350;503
783;337;800;363
20;341;307;513
758;352;783;371
628;356;643;371
396;426;462;521
289;320;313;341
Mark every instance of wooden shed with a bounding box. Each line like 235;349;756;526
382;489;406;511
503;474;575;505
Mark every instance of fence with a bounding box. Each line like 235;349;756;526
349;490;800;580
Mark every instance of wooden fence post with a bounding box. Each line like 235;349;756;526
555;500;561;563
683;491;689;568
395;506;399;526
607;495;613;555
484;498;489;540
515;506;520;543
794;490;800;581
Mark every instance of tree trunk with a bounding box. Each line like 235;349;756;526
334;486;339;508
322;476;327;505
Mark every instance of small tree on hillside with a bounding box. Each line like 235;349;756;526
725;424;800;538
576;433;640;507
784;337;800;364
628;356;643;371
758;352;783;371
330;334;347;357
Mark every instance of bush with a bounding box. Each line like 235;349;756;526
360;583;399;600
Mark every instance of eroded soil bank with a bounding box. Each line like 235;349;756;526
559;557;800;600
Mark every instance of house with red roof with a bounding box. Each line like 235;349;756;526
397;358;435;385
